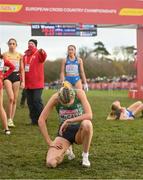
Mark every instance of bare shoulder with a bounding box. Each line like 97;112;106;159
44;92;59;109
2;52;8;57
76;89;86;98
50;92;59;102
19;53;23;58
62;58;66;63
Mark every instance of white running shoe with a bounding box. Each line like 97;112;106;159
82;156;91;167
4;129;11;135
8;119;15;127
66;146;75;160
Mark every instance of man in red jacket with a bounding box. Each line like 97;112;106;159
23;39;47;125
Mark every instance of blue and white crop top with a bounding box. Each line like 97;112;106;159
65;57;79;75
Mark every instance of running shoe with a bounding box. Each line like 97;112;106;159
8;119;15;127
4;129;11;135
66;146;75;160
82;156;91;167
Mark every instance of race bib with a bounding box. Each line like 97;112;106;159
11;60;20;72
0;59;4;71
66;64;78;74
25;64;30;72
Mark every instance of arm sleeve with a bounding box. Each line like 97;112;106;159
3;59;15;78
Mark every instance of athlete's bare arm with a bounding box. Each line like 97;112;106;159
38;93;58;145
78;58;87;84
60;59;66;82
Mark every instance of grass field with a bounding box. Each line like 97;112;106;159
0;89;143;179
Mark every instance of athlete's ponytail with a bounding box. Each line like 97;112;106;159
58;81;75;104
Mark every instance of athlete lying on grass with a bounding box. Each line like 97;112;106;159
107;100;143;120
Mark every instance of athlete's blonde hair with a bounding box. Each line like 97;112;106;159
58;81;75;104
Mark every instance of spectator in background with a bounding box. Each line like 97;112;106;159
3;38;24;127
60;45;88;91
22;39;47;125
0;50;15;134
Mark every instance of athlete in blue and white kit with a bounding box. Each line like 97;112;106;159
60;45;88;91
107;100;143;120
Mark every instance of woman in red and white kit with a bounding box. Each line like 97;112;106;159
3;38;23;128
22;39;47;125
0;51;15;134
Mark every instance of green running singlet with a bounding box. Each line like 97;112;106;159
56;93;84;124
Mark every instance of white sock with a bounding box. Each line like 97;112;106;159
82;152;89;158
69;145;72;151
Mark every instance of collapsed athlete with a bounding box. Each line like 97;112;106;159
107;100;143;120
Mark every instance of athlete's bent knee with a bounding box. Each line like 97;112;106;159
82;120;93;133
140;104;143;109
137;101;142;105
46;158;57;168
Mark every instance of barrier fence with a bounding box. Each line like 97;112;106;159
88;82;137;90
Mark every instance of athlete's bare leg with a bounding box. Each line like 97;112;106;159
46;137;70;168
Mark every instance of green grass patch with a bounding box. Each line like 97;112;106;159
0;89;143;179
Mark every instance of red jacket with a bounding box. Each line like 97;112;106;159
23;48;47;89
0;58;15;89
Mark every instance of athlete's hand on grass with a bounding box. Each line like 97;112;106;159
59;121;69;136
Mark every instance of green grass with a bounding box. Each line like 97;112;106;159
0;89;143;179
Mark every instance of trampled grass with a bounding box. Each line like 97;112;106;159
0;89;143;179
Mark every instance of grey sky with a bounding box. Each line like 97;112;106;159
0;24;136;60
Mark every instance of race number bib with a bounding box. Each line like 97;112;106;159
0;59;4;71
25;64;30;72
66;64;78;74
11;60;20;72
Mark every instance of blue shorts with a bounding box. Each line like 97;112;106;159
126;109;135;118
65;76;80;85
